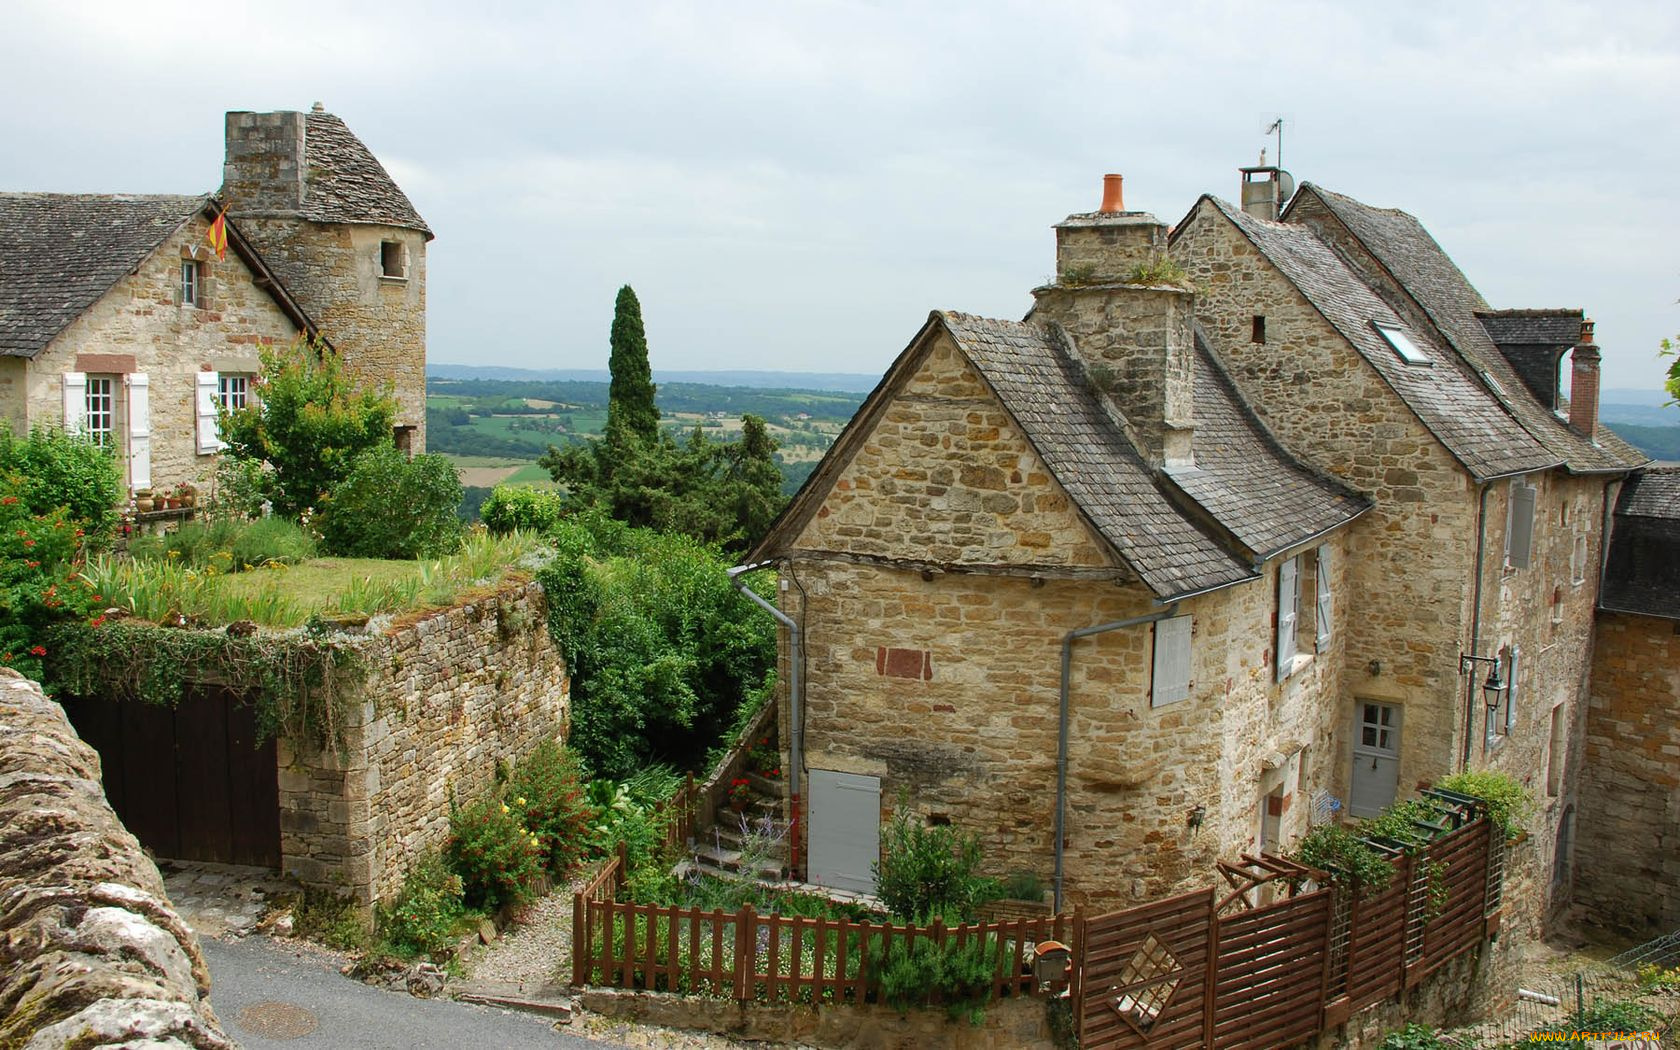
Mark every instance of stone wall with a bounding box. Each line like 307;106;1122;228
279;579;568;904
1576;610;1680;937
235;217;428;448
15;216;296;492
0;669;230;1049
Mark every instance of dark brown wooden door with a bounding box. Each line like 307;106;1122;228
61;687;280;868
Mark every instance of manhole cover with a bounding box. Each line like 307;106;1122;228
236;1000;318;1039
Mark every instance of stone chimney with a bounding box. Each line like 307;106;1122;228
222;111;306;214
1568;318;1601;440
1033;177;1195;468
1240;164;1286;221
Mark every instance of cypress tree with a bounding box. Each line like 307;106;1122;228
605;285;659;443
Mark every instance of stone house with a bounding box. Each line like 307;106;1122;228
748;191;1371;911
1170;174;1646;930
1575;467;1680;938
0;104;430;496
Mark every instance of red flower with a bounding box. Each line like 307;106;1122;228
22;539;34;547
29;645;46;657
89;616;106;628
1;496;15;505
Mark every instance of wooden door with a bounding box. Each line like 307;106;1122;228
1350;701;1401;818
806;769;879;895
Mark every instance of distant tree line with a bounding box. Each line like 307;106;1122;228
427;378;863;423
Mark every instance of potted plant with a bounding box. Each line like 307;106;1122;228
174;482;196;509
727;777;754;813
134;488;154;513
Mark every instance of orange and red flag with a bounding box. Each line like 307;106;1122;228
206;207;228;261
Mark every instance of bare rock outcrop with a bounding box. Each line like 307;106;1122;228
0;669;232;1049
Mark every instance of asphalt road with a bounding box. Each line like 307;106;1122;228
201;935;619;1049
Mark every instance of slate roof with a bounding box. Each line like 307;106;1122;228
753;310;1367;601
1203;197;1558;481
1293;185;1643;474
1170;332;1371;560
1477;309;1583;348
0;193;207;357
1601;468;1680;620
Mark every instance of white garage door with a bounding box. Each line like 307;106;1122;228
807;769;881;895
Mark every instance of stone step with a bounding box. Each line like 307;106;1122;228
688;842;787;881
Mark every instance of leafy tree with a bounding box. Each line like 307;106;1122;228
219;336;396;517
1664;334;1679;403
605;285;659;444
316;445;464;559
0;427;122;544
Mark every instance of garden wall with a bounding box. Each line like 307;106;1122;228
0;669;230;1049
279;578;568;904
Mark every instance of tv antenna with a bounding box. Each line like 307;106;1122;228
1266;118;1285;172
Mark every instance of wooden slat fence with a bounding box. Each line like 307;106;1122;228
575;898;1071;1004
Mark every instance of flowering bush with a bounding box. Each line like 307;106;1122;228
507;740;596;877
747;736;780;777
0;476;101;682
377;854;468;957
446;792;543;911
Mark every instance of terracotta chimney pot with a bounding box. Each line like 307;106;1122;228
1099;174;1125;214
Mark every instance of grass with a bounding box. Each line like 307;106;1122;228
86;529;545;628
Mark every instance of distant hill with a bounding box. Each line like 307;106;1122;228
428;363;880;394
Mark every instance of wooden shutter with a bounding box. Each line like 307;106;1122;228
195;371;223;454
1505;646;1520;732
1151;615;1192;707
1507;480;1536;568
1314;545;1333;651
126;372;151;490
1276;556;1299;683
62;372;88;433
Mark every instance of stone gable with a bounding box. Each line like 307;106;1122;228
793;331;1111;569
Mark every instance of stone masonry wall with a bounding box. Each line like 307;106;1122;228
0;669;230;1049
798;330;1110;569
278;579;567;904
235;217;428;448
17;216;296;492
783;333;1352;908
1174;204;1482;796
1576;610;1680;937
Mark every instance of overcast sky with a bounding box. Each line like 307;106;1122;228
4;0;1676;390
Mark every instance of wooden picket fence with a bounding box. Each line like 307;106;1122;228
571;815;1504;1048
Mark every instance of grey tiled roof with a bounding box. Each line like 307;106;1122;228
941;311;1255;599
1297;185;1643;474
1171;332;1371;560
0;193;206;358
1476;309;1582;347
1208;197;1559;482
1601;468;1680;620
299;112;431;237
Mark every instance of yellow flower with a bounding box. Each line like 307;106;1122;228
515;797;527;807
500;804;509;815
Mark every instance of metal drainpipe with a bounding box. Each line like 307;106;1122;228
727;562;802;812
1460;483;1492;772
1055;604;1179;912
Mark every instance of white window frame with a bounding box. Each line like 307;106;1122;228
217;373;250;412
181;259;201;307
1150;615;1193;707
1373;321;1430;365
84;375;117;448
195;371;226;454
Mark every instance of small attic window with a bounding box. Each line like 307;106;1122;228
381;240;406;279
1373;322;1429;365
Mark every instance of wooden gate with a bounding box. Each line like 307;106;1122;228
62;687;281;868
1075;889;1216;1049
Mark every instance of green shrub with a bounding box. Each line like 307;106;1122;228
318;444;465;559
871;933;1002;1022
208;454;269;520
508;741;596;877
0;427;122;543
128;516;316;573
1358;798;1448;849
447;792;543;911
377;854;470;958
230;516;317;569
874;808;1000;923
0;472;101;681
1530;996;1658;1035
480;486;564;536
1434;770;1532;840
1380;1022;1455;1050
1291;824;1396;891
292;889;370;951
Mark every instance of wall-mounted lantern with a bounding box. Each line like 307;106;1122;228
1458;652;1506;710
1187;804;1207;832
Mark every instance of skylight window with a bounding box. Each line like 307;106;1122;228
1373;322;1429;365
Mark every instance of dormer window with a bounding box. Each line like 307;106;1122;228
1373;321;1429;365
181;260;201;307
380;240;406;279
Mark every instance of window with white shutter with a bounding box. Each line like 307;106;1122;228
126;373;150;490
1504;645;1520;732
1505;479;1536;569
1314;545;1333;650
1276;555;1299;683
1151;615;1192;707
195;371;224;454
62;372;88;434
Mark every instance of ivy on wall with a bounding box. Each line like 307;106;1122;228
43;619;369;750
